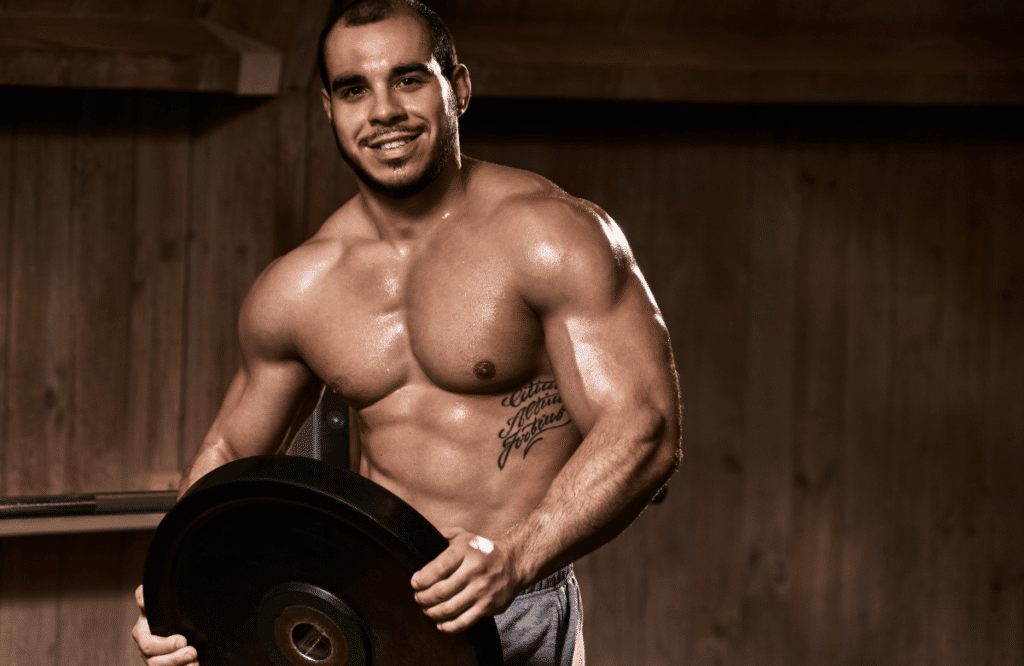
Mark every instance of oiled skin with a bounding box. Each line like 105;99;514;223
133;9;681;666
222;159;672;539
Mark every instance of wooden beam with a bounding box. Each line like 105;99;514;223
0;512;164;537
0;13;281;95
454;30;1024;104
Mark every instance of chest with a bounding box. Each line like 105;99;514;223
296;237;545;405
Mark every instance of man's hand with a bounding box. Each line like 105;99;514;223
411;527;523;633
132;585;199;666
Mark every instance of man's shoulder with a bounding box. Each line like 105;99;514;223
468;161;634;302
239;201;365;354
470;160;611;244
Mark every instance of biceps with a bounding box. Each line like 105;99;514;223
545;280;678;435
210;361;319;458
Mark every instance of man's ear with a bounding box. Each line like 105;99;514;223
321;88;333;122
450;64;472;117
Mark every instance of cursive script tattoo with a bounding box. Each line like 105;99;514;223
496;380;572;470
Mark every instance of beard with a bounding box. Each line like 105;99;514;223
333;113;458;199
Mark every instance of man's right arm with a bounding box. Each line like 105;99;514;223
136;255;324;665
178;359;322;498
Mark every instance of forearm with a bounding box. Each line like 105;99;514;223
175;368;322;499
177;438;241;499
504;408;680;586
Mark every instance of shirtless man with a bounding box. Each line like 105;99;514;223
133;1;681;664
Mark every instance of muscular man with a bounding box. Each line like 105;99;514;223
133;1;680;664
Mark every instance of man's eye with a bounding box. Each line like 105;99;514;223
341;87;363;98
398;77;421;87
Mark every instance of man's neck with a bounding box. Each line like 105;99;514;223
358;155;470;244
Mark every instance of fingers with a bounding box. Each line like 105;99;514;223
133;586;197;666
422;578;486;628
138;645;199;666
411;531;519;635
410;542;466;592
134;625;197;666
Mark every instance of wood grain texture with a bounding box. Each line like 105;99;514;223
453;31;1024;103
0;14;283;94
788;149;847;664
840;147;898;666
0;90;12;497
0;535;60;666
55;533;144;666
736;146;800;666
67;91;135;493
981;150;1024;665
123;92;190;491
5;89;75;496
180;95;282;461
0;532;152;666
442;0;1024;36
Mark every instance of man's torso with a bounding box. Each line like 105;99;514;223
274;160;586;537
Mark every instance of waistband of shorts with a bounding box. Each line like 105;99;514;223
517;564;573;596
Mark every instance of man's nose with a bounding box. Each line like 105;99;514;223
369;88;406;125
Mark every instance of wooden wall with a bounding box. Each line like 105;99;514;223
1;85;1023;665
461;101;1024;665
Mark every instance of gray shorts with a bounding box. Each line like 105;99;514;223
493;565;585;666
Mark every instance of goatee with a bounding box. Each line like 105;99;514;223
334;114;458;199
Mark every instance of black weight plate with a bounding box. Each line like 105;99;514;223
144;455;504;666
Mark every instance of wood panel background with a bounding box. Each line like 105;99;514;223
1;61;1023;666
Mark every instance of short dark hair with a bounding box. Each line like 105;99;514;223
316;0;458;91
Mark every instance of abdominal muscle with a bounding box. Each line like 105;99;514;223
351;379;581;539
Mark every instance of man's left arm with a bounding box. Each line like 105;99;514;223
412;201;682;632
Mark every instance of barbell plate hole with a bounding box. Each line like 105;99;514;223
291;622;332;661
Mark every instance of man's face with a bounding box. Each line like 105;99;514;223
320;12;463;199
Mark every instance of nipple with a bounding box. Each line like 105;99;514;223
473;360;496;380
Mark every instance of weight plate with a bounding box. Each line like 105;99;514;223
144;455;504;666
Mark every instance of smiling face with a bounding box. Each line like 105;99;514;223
320;11;469;199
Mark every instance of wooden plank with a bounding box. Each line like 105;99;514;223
201;0;334;92
0;512;165;537
67;90;136;493
839;146;898;665
0;14;282;94
0;535;61;666
181;95;280;461
655;146;751;666
981;149;1024;666
787;148;848;664
737;145;799;664
198;20;282;95
56;532;145;666
0;82;12;497
443;0;1024;40
927;148;990;666
5;88;75;495
124;92;190;492
889;148;948;665
454;31;1024;103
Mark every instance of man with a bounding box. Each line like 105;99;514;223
133;1;681;664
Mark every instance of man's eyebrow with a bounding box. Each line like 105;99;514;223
392;62;432;77
331;74;366;93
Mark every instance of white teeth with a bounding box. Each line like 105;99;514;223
377;138;410;150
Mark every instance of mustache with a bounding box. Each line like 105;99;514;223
360;126;424;147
